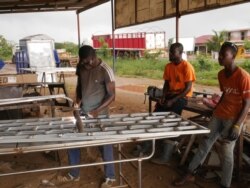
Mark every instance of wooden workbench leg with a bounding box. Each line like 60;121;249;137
236;132;243;181
180;134;196;166
149;98;152;113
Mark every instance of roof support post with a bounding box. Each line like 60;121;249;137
175;0;180;43
77;12;81;47
111;0;116;72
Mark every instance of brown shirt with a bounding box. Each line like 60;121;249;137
76;61;115;114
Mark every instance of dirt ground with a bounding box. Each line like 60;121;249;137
0;65;249;188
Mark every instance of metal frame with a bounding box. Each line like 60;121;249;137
0;109;210;188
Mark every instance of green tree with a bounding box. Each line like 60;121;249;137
97;37;110;58
55;42;78;56
0;35;13;60
206;30;228;52
244;40;250;50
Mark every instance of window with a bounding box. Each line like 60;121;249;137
241;31;245;40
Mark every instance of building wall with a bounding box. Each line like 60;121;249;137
246;30;250;40
229;29;250;41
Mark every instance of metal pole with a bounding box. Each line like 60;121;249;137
77;13;81;47
0;140;156;178
138;159;142;188
111;0;116;72
175;0;180;43
118;144;124;186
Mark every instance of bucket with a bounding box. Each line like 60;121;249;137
162;139;177;161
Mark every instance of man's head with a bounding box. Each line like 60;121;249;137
218;42;238;66
78;45;97;69
169;42;183;64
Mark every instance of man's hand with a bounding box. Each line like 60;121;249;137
73;102;80;108
228;125;240;141
88;109;99;118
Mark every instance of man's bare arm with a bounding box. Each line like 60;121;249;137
228;98;250;141
235;98;250;129
166;81;192;107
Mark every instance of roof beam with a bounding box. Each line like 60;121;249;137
77;0;109;14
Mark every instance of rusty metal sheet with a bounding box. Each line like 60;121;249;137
115;0;249;28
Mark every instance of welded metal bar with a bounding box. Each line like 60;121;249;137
20;67;76;74
138;159;142;188
0;112;210;153
77;12;81;47
176;0;180;42
111;0;116;72
0;140;156;179
119;172;132;188
0;130;209;144
118;144;124;186
0;94;72;106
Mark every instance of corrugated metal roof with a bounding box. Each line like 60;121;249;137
0;0;109;14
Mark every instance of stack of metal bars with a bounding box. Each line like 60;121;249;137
0;112;209;154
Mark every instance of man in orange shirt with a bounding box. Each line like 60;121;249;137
151;42;196;164
173;42;250;188
155;42;196;114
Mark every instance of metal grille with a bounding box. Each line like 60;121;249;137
0;112;209;147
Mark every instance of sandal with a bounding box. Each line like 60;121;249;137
172;173;195;186
57;173;80;183
101;178;116;188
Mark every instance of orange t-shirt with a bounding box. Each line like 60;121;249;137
163;60;196;97
214;67;250;119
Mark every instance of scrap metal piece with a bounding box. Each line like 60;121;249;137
129;124;152;130
137;120;159;124
113;121;136;126
118;129;146;134
102;126;128;131
160;118;182;123
109;114;129;118
151;112;171;116
130;113;149;117
122;117;143;121
87;131;117;136
145;116;165;120
155;122;179;128
175;125;197;131
146;127;174;133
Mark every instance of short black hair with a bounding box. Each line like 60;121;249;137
221;42;238;57
78;45;96;59
170;42;184;53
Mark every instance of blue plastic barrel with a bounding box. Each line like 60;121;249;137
0;60;5;70
15;51;29;73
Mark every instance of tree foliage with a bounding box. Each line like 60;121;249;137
244;40;250;50
206;30;228;52
0;35;13;60
97;37;110;58
55;42;78;56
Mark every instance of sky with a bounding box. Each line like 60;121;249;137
0;2;250;45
